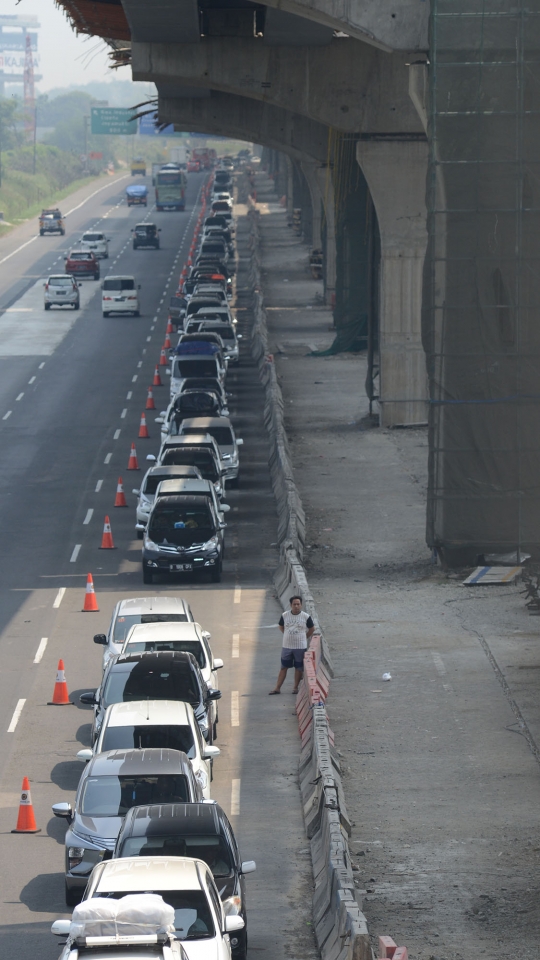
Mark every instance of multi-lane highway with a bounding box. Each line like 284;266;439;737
0;173;314;959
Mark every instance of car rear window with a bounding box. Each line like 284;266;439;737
201;325;234;340
49;277;74;287
103;278;135;291
82;233;103;242
112;613;188;644
183;427;232;446
81;774;190;816
70;252;92;260
103;659;200;707
94;889;215;940
174;360;219;379
101;723;195;757
120;834;232;877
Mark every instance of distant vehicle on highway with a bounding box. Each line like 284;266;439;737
133;464;204;536
131;156;146;176
126;183;148;206
43;274;81;311
142;492;225;583
132;222;161;249
39;208;64;236
80;230;110;259
188;158;201;172
101;275;140;317
156;165;187;211
64;249;100;281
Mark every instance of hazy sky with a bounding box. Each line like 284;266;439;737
3;0;118;92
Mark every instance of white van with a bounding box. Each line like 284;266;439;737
80;231;110;259
102;275;140;317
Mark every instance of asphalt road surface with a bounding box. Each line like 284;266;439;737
0;175;314;959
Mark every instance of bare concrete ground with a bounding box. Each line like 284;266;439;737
254;173;540;960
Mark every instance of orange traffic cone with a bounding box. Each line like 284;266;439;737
138;412;150;439
11;777;40;834
164;332;171;350
153;365;162;386
166;320;173;335
146;386;156;410
159;347;168;367
99;516;116;549
49;659;71;705
114;478;127;508
127;443;139;470
82;573;99;612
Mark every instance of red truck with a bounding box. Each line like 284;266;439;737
192;148;214;170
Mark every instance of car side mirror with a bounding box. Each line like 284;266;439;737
241;860;256;875
132;488;140;495
93;634;107;645
146;454;156;462
51;920;71;936
155;417;164;424
207;688;222;701
213;658;224;669
237;334;243;339
236;438;243;445
221;504;230;513
224;916;245;933
52;802;73;820
76;748;93;762
80;690;97;705
203;745;221;759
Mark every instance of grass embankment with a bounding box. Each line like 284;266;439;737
0;144;112;236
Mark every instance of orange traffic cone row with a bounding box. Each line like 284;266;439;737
127;443;139;470
138;412;150;439
164;332;171;350
114;478;127;508
82;573;99;612
100;516;116;549
49;659;71;705
153;365;162;386
146;386;155;410
159;347;168;367
11;777;40;834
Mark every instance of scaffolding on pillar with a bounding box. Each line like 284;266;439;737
425;0;539;564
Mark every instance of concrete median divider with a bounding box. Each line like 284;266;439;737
246;204;372;960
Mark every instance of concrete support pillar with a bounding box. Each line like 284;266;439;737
285;155;294;224
300;158;322;250
357;140;428;427
314;166;336;304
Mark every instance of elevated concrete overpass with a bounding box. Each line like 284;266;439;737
54;0;540;564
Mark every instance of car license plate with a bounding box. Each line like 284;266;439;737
170;563;192;572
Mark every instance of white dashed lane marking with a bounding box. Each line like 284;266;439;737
70;544;82;563
34;638;48;664
53;587;66;608
7;699;26;733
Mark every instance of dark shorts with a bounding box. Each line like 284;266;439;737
281;647;306;670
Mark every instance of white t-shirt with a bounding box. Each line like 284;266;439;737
280;610;313;650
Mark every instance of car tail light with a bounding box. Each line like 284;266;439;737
45;284;49;290
127;295;137;300
103;296;112;301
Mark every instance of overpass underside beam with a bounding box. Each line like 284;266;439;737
424;3;540;564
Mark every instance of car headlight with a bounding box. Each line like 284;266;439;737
203;536;218;552
195;768;208;789
68;847;85;868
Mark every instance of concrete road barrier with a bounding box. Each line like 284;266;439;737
246;204;371;960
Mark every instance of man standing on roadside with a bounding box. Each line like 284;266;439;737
269;595;315;695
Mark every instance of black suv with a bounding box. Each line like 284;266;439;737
142;492;225;583
80;650;221;744
114;802;256;960
132;223;161;249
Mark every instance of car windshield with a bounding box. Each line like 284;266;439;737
81;774;189;816
49;277;73;287
148;504;214;547
183;427;232;447
120;834;232;877
144;473;197;495
160;450;218;481
82;233;103;242
125;639;205;669
201;326;234;341
174;360;219;379
103;279;135;291
94;889;214;940
101;723;196;757
112;613;188;645
102;659;200;706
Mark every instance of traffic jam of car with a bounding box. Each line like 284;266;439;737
44;161;256;960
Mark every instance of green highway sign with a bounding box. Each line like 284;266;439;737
91;107;136;136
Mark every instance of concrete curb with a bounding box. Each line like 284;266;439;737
247;207;373;960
